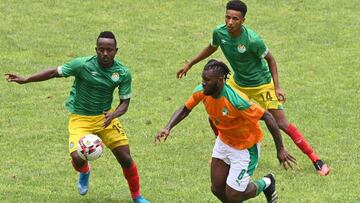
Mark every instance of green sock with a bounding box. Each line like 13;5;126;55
253;179;266;196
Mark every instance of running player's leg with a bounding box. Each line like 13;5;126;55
68;114;94;195
211;157;230;202
212;137;271;202
70;151;90;195
225;172;276;203
252;82;329;176
268;109;317;158
100;118;149;203
224;143;273;202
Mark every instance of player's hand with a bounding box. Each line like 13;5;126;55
275;88;286;103
277;147;297;170
103;112;114;128
154;128;170;143
177;63;191;79
5;73;27;84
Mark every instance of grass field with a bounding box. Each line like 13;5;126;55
1;0;359;202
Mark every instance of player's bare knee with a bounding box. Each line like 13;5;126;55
71;151;82;161
268;110;289;130
277;120;289;131
112;146;133;168
70;151;87;167
116;158;133;168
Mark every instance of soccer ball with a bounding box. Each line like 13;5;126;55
77;134;104;161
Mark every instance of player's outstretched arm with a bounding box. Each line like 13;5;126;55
261;111;297;170
154;105;191;143
177;44;218;79
5;67;60;84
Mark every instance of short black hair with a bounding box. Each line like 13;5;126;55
204;59;231;79
97;31;117;46
226;0;247;17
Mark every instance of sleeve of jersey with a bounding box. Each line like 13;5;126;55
57;57;85;77
184;91;204;110
210;28;220;47
251;38;269;59
118;70;132;100
239;103;265;121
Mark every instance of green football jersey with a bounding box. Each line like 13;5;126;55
58;56;132;116
211;24;271;87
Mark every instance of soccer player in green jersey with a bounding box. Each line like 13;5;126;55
177;0;330;176
5;31;150;203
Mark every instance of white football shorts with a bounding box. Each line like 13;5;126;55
212;137;260;192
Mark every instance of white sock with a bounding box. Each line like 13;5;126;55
263;177;271;189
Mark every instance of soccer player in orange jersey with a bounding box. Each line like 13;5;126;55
177;0;329;176
156;59;296;203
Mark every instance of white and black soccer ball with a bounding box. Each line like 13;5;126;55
77;134;104;161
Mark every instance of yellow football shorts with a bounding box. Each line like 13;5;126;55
68;113;129;153
227;75;283;110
